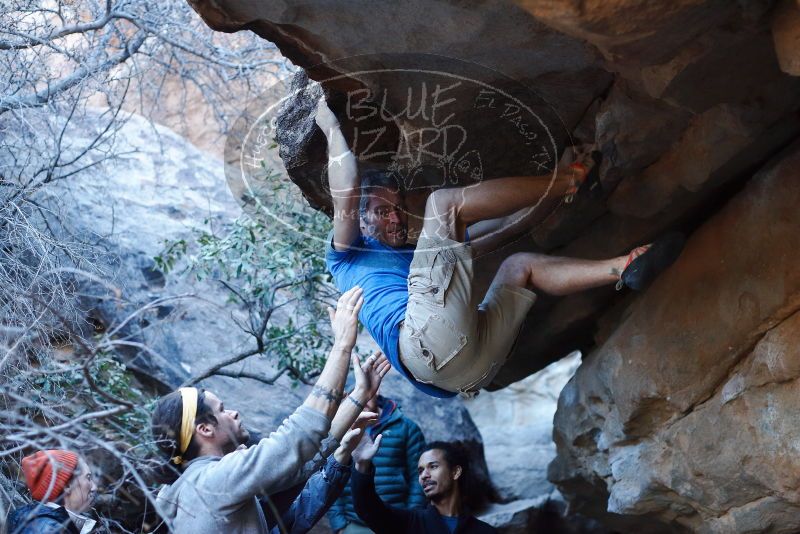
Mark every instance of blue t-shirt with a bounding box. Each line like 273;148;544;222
442;515;458;533
326;233;456;398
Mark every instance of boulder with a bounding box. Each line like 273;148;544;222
187;0;800;389
464;352;585;531
550;142;800;532
41;109;250;398
772;0;800;76
478;497;555;534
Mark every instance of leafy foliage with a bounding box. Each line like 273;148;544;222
24;351;153;443
155;170;338;384
0;1;292;529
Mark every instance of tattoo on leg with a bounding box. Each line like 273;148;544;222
311;385;343;403
610;267;622;278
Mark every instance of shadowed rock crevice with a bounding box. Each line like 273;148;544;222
621;397;677;441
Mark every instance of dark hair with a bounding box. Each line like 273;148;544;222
359;170;402;218
150;389;217;482
423;441;486;511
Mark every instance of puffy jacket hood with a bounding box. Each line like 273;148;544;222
370;397;400;436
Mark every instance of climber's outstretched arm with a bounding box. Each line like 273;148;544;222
316;96;361;252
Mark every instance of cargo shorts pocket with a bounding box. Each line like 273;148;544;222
407;313;467;372
408;247;458;307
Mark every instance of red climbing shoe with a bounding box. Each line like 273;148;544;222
618;232;685;290
565;150;603;203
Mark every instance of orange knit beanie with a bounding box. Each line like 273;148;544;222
21;450;79;502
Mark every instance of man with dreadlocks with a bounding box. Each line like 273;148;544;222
151;286;390;534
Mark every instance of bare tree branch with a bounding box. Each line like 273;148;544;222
0;2;303;530
212;367;289;386
0;5;115;51
182;325;315;386
0;31;148;114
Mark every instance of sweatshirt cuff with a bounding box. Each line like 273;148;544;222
323;456;352;485
319;433;340;457
297;406;339;458
294;406;336;477
296;405;331;429
294;406;338;457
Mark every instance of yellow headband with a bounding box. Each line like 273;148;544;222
171;387;198;465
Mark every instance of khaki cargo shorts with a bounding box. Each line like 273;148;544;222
398;234;537;394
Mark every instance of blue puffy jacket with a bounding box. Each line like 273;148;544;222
327;397;426;531
7;503;80;534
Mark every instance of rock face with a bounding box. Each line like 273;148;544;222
550;143;800;533
43;110;303;431
772;0;800;76
186;0;800;530
188;0;800;386
465;352;581;502
466;353;582;532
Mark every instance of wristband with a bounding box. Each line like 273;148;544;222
347;395;365;410
328;150;354;166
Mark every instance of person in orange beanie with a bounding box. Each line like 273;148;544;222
7;449;97;534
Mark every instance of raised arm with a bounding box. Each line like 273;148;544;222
306;282;390;437
302;286;365;419
316;96;361;251
327;351;389;443
351;434;414;532
202;287;367;504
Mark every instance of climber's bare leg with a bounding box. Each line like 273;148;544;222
420;144;592;242
466;201;561;257
491;252;629;296
420;163;584;242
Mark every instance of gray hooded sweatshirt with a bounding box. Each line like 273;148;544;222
156;405;338;534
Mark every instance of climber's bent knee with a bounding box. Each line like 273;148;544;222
420;188;464;241
494;252;542;289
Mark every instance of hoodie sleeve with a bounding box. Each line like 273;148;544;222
270;455;351;534
200;405;336;509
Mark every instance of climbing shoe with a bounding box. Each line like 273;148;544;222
565;150;603;203
618;232;686;291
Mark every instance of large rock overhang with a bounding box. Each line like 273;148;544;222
188;0;800;391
